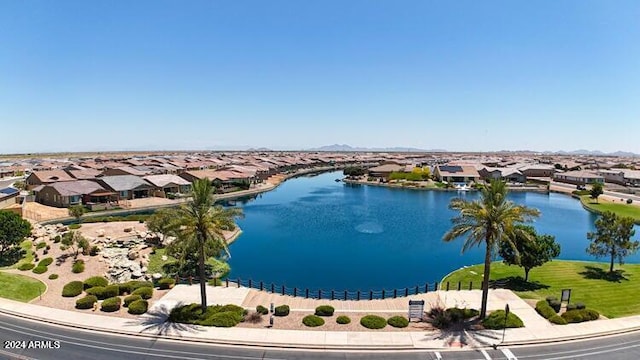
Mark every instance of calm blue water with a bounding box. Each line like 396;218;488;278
227;171;640;291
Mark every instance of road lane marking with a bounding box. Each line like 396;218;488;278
501;348;517;359
434;351;443;359
480;349;492;360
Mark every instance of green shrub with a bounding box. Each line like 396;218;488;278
85;286;105;298
18;263;35;271
195;311;243;327
336;315;351;324
75;295;98;309
53;235;61;243
256;305;268;315
128;300;148;315
549;300;561;313
535;300;556;319
38;257;53;267
360;315;387;329
158;278;176;290
89;246;100;256
83;276;109;289
48;274;59;280
124;295;142;307
387;316;409;328
86;285;119;300
100;297;122;312
314;305;335;317
36;242;47;249
303;315;325;327
32;266;48;274
168;303;245;327
549;315;567;325
562;310;584;323
274;305;289;317
68;224;81;230
566;303;577;311
218;304;244;314
131;286;153;299
482;310;524;329
119;280;154;295
446;307;479;322
582;309;600;321
71;259;85;273
62;281;84;297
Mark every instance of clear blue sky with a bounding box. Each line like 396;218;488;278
1;1;639;154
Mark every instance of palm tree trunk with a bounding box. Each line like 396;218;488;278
480;243;492;319
199;241;208;312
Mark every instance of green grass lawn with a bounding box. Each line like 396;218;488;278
442;260;640;318
147;248;230;277
580;196;640;222
0;240;34;270
0;271;46;302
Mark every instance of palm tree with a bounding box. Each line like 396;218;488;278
170;179;243;311
443;179;540;318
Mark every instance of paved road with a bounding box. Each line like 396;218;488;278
1;313;640;360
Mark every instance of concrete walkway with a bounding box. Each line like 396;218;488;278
2;286;640;350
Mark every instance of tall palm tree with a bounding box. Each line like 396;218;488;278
171;179;243;311
443;179;540;318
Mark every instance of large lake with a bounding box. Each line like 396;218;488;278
227;171;640;291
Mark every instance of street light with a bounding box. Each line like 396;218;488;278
502;304;510;344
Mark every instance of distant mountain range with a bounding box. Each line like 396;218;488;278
306;145;639;156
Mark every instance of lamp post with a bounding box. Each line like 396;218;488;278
502;304;510;344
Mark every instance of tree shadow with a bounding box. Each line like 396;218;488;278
0;248;26;267
579;266;629;283
489;276;550;291
125;303;205;336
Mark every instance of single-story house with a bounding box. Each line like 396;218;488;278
96;175;155;200
434;165;481;184
553;170;604;186
34;180;115;208
598;170;626;185
25;170;75;190
0;187;19;209
479;167;526;183
179;170;253;192
367;163;406;179
143;174;191;197
518;164;555;178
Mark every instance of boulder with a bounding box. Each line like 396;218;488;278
127;250;139;260
96;229;106;237
152;273;163;281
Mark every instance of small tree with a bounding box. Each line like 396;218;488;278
587;211;639;273
68;205;86;223
61;231;90;259
498;225;560;281
0;212;32;266
590;182;604;203
145;208;177;244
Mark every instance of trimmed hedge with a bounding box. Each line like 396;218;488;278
128;300;148;315
195;311;243;327
549;315;568;325
274;305;290;317
32;266;48;274
387;316;409;328
314;305;335;317
75;295;98;309
18;263;35;271
303;315;325;327
48;274;59;280
86;285;120;300
131;286;153;300
256;305;269;315
72;260;85;274
360;315;387;329
562;309;600;323
482;310;524;329
158;278;176;290
38;257;53;267
119;280;154;295
169;303;245;327
83;276;109;289
124;295;142;307
535;300;557;319
62;281;84;297
101;297;122;312
336;315;351;324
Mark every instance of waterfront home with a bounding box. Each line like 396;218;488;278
600;169;640;187
34;180;114;208
433;165;481;184
367;163;406;180
518;164;555;178
553;170;604;186
479;167;526;183
25;170;76;190
143;174;192;197
96;175;155;200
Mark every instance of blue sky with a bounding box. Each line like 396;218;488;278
1;1;639;154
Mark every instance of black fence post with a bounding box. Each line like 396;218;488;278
369;291;373;300
237;278;241;288
357;290;360;300
344;290;347;300
318;289;322;299
382;289;385;299
469;282;473;290
457;282;461;291
305;288;309;299
405;288;408;297
294;288;297;297
425;283;429;293
249;279;252;289
226;278;229;287
331;290;335;300
434;281;438;291
281;285;285;295
446;282;449;291
415;285;419;295
260;281;263;291
271;283;275;293
393;289;397;298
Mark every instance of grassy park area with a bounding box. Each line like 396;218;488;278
580;196;640;223
0;272;47;302
442;260;640;318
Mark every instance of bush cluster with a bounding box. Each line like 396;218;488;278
89;246;100;256
302;315;325;327
336;315;351;324
100;297;122;312
18;263;35;271
124;295;142;307
86;285;120;300
75;295;98;309
131;286;153;299
169;303;246;328
446;307;479;322
119;281;154;295
127;299;148;315
38;257;53;267
360;315;387;329
32;266;48;274
83;276;109;289
62;281;84;297
562;309;599;323
387;316;409;328
256;305;269;315
314;305;335;317
48;274;59;280
549;315;567;325
535;300;557;319
158;278;176;290
481;310;524;330
72;260;85;274
274;305;290;317
36;242;47;250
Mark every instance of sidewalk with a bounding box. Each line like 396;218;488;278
2;286;640;350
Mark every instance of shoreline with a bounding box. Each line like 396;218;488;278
343;178;549;193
